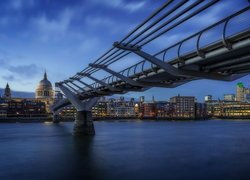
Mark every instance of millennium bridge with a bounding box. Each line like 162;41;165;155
52;0;250;135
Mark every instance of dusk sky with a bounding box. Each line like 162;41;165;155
0;0;249;102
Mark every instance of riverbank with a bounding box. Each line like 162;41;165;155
0;116;209;123
0;117;53;123
0;116;250;123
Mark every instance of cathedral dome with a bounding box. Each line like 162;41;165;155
37;73;52;88
36;72;54;99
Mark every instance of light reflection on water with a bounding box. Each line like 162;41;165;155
0;120;250;180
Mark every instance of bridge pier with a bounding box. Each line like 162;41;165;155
53;114;61;123
52;110;61;123
73;111;95;136
55;83;99;136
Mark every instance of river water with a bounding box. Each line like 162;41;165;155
0;120;250;180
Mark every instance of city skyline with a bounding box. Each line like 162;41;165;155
1;72;249;103
0;0;249;102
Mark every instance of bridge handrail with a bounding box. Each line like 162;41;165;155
87;7;249;91
66;1;219;83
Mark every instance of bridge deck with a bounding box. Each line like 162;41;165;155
52;2;250;112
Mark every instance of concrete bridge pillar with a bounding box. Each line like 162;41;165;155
53;112;61;123
55;83;99;136
52;109;62;123
73;110;95;136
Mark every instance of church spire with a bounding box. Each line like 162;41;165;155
44;71;47;80
4;82;11;99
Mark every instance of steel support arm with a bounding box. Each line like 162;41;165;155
57;83;88;111
89;63;194;88
74;77;109;95
69;78;92;95
138;80;191;88
63;80;88;98
69;80;84;91
114;42;239;81
89;64;146;87
56;83;101;111
78;73;123;92
63;82;79;94
114;42;183;77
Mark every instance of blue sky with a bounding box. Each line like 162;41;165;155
0;0;249;102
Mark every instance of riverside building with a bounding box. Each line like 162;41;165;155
205;82;250;119
106;97;136;118
236;82;250;102
0;84;46;118
0;71;55;119
170;95;195;119
212;101;250;118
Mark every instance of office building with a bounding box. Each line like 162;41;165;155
224;94;235;101
170;95;195;118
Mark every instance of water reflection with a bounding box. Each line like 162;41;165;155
1;120;250;180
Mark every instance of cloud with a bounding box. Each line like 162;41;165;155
0;56;42;78
2;75;20;82
92;0;146;12
84;15;136;35
124;2;145;12
8;64;42;77
85;16;114;27
190;1;235;27
31;9;74;42
4;0;35;11
78;37;102;54
0;58;8;67
10;0;23;10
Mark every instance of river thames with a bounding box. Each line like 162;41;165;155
0;120;250;180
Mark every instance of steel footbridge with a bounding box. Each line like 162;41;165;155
51;0;250;135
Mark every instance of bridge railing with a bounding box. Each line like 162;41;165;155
61;1;220;89
57;1;249;98
88;7;249;90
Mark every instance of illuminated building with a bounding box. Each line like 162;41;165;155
107;97;136;117
245;94;250;103
59;105;76;119
0;98;46;117
195;103;207;119
212;101;250;118
245;87;250;102
92;101;107;117
35;72;54;113
224;94;235;101
236;82;245;102
204;95;212;102
0;99;8;117
134;103;139;116
139;102;157;118
139;96;145;103
205;100;218;117
156;101;175;118
170;95;195;118
0;83;47;118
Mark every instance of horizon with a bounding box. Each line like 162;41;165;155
1;76;249;103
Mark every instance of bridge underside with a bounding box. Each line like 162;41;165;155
51;2;250;136
53;30;250;113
